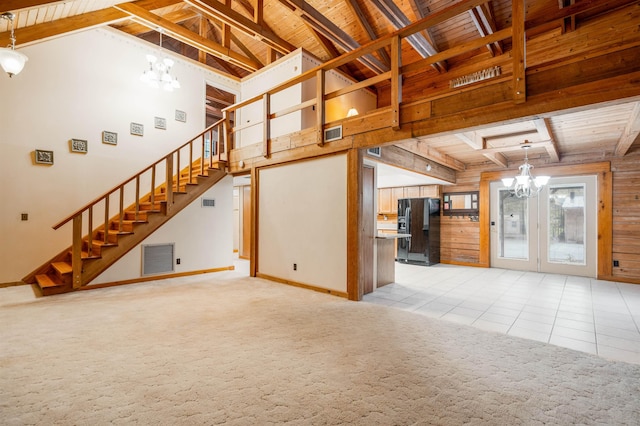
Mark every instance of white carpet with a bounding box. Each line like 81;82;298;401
1;273;639;425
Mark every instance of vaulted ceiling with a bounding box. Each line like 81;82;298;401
2;0;639;172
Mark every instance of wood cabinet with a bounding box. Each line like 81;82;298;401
377;185;440;214
404;186;420;198
378;188;393;214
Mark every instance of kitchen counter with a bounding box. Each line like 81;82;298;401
376;233;411;239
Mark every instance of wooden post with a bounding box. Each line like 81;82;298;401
347;149;362;301
166;154;174;209
103;196;110;244
150;166;156;205
249;166;258;277
87;206;93;257
118;186;124;232
316;69;325;146
72;214;82;289
512;0;526;103
135;176;140;221
390;36;402;130
263;93;270;157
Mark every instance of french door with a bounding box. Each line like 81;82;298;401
490;175;597;277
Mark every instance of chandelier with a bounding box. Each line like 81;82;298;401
0;12;28;77
501;143;550;198
140;29;180;91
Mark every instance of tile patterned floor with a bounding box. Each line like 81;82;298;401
363;263;640;365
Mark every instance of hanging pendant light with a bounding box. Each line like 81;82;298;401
0;12;28;77
140;29;180;91
501;143;550;198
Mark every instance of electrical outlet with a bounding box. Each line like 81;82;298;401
176;258;181;265
293;263;297;271
613;260;619;267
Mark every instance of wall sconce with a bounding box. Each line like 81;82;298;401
346;107;359;117
0;12;28;77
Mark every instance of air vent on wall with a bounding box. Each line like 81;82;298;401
324;125;343;142
201;198;215;207
142;243;175;276
367;147;381;157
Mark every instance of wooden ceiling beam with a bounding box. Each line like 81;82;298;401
344;0;390;67
468;3;503;56
114;2;261;71
369;0;446;73
0;0;183;47
278;0;388;75
2;7;128;46
184;0;294;55
2;0;60;12
533;118;560;162
614;102;640;157
116;8;198;36
398;140;466;171
456;132;509;167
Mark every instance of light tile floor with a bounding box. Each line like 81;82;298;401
363;263;640;365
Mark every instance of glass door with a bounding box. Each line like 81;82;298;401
490;175;597;277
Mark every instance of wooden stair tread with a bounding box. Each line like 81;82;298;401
51;262;72;275
36;274;60;288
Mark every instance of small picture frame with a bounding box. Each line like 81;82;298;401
154;117;167;130
70;139;88;153
130;122;144;136
102;131;118;145
35;149;54;165
175;110;187;123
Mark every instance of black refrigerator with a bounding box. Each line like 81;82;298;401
397;198;440;265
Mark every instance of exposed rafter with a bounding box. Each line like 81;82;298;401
398;140;466;171
114;2;261;72
277;0;388;75
369;0;447;73
533;118;560;162
456;132;509;168
343;0;390;67
2;0;60;11
614;102;640;157
184;0;295;55
468;3;503;56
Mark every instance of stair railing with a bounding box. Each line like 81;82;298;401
52;118;226;289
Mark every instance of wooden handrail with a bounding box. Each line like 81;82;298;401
53;118;225;230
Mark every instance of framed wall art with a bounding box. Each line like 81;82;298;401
35;149;54;165
154;117;167;130
102;131;118;145
130;122;144;136
70;139;88;153
175;110;187;123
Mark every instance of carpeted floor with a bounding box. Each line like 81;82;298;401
1;272;639;425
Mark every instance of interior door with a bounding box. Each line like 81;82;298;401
490;175;597;277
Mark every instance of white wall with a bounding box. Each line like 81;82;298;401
258;154;347;293
92;176;234;284
0;28;239;283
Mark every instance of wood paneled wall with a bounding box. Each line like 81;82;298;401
611;152;640;283
440;168;482;266
437;155;640;284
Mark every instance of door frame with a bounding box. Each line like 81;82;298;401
479;162;612;279
489;175;597;277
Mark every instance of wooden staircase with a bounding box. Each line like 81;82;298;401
23;121;229;296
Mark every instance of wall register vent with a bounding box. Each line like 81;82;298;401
142;243;175;276
201;198;216;207
324;125;343;142
367;147;381;157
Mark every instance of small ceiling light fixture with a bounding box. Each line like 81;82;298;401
140;29;180;91
0;12;28;77
346;107;359;118
501;142;550;198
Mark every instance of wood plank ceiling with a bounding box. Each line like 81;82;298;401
1;0;639;170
